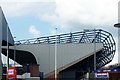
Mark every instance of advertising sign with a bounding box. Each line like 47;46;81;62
6;67;17;80
95;72;109;78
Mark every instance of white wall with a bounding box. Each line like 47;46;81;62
15;43;103;76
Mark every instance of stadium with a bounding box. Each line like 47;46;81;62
0;7;119;80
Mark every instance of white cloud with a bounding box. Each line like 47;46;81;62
0;0;54;2
0;0;119;30
29;25;40;38
0;2;56;17
41;0;119;31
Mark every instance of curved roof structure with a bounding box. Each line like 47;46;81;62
15;29;116;68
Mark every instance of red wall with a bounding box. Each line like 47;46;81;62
109;72;120;80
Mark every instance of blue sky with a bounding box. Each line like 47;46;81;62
0;0;119;65
7;15;53;40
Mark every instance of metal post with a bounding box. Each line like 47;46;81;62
55;28;57;80
7;25;9;79
14;37;16;67
94;29;96;78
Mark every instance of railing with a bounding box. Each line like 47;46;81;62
15;29;116;68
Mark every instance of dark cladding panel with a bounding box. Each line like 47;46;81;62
0;7;14;46
0;7;2;80
0;7;2;44
59;71;76;80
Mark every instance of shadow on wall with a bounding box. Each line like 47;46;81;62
2;48;37;65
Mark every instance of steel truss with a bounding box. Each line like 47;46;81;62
15;29;116;68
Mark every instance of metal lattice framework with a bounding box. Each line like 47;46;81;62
15;29;116;68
